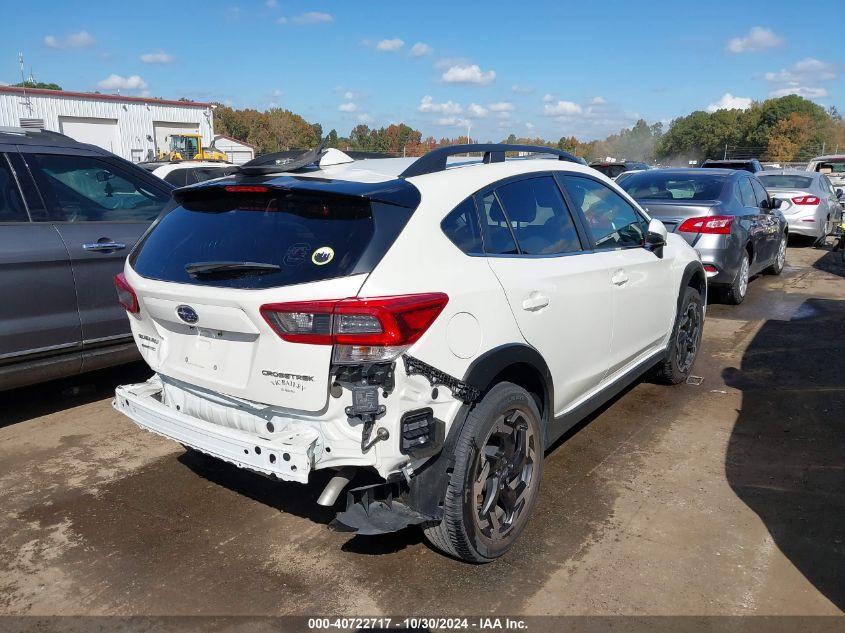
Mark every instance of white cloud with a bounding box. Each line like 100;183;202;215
281;11;332;25
706;92;753;112
765;58;836;84
410;42;433;57
357;113;373;124
435;116;470;127
525;122;535;131
589;96;606;105
488;101;514;112
338;102;358;112
770;86;828;99
140;51;173;64
764;58;836;100
418;95;462;115
727;26;783;53
467;103;488;118
97;74;147;91
441;64;495;85
542;93;555;103
512;84;534;94
44;30;94;49
543;100;582;116
376;38;404;52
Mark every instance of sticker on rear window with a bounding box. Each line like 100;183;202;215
284;243;310;267
312;246;334;266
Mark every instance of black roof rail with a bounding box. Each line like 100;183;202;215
399;143;580;178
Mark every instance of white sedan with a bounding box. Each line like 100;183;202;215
758;170;843;240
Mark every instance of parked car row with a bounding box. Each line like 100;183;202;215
0;128;835;563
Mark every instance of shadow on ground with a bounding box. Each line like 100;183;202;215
723;297;845;609
0;362;152;429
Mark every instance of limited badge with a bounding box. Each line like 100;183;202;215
311;246;334;266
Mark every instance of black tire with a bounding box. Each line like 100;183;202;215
724;250;750;305
423;382;543;563
765;233;787;275
653;286;704;385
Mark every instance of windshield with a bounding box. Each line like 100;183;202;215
130;189;408;289
621;172;727;201
759;175;814;190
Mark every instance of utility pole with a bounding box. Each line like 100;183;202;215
724;143;728;160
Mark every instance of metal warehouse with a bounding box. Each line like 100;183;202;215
0;86;214;163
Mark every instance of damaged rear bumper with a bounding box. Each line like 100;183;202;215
114;377;318;483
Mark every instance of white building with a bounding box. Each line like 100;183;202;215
0;86;214;163
213;134;255;164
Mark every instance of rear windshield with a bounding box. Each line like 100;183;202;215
758;175;813;189
620;172;726;201
817;161;845;174
130;189;408;289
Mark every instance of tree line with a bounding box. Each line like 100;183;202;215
213;94;845;165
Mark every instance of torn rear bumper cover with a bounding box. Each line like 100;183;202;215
331;480;437;535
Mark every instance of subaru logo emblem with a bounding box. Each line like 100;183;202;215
176;305;199;324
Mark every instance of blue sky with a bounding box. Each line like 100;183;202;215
3;0;842;141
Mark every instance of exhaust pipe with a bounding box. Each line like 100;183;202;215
317;467;356;507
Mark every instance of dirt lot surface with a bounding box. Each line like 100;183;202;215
1;243;843;618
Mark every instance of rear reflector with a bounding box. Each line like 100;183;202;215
792;195;820;205
114;273;139;314
261;294;449;361
702;264;718;273
678;215;733;234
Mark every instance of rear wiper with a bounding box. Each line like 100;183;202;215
185;261;281;277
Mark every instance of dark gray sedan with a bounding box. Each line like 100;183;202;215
619;169;788;304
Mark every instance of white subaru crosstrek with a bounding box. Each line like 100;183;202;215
113;143;706;562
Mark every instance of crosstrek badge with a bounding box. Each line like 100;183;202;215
312;246;334;266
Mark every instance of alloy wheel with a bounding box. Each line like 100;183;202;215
776;237;786;269
738;255;749;297
472;409;537;541
675;302;702;373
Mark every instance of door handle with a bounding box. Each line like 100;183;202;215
82;241;126;252
522;294;550;311
611;270;629;286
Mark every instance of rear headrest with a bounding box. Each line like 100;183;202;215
488;198;506;223
507;202;537;223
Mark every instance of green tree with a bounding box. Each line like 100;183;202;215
13;80;62;90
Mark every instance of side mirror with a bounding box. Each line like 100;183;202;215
645;218;667;257
767;198;783;210
836;188;843;199
96;170;114;182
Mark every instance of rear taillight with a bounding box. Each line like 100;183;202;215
260;293;449;364
792;195;820;205
224;185;269;193
114;273;139;314
677;215;733;234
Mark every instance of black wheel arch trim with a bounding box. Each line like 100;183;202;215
678;260;707;310
402;343;553;519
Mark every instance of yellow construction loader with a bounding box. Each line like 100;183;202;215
157;133;228;162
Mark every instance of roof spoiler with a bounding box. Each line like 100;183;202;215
398;143;581;178
237;136;330;175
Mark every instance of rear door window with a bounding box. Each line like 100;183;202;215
750;179;769;207
738;178;756;207
560;175;645;249
494;176;582;255
25;153;169;222
130;188;404;289
0;154;28;222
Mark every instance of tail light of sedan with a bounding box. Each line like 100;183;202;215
791;196;820;205
677;215;733;235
